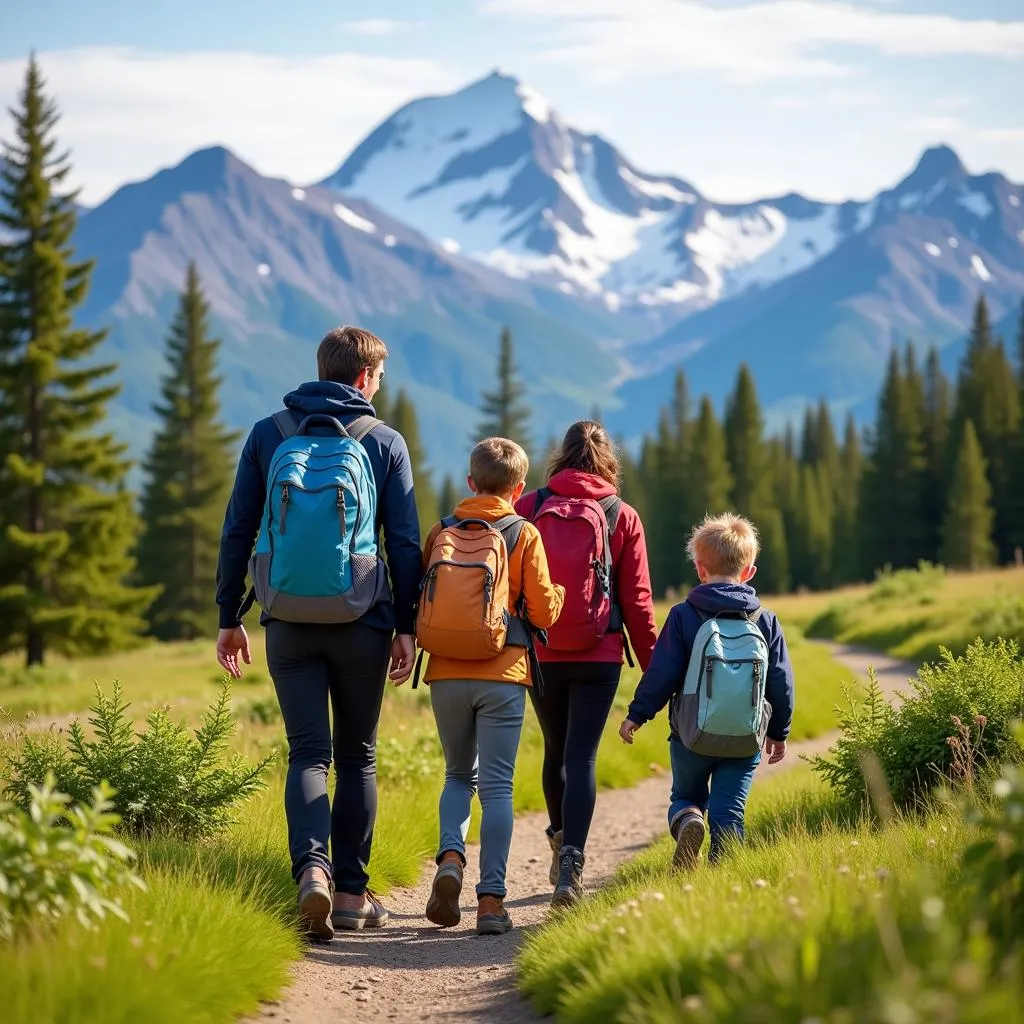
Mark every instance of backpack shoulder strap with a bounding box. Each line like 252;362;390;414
344;414;382;442
598;495;623;534
494;514;527;556
440;514;459;530
272;409;300;440
531;487;552;520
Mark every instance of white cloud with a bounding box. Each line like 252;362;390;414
0;47;458;204
479;0;1024;83
339;19;419;37
906;115;964;135
978;128;1024;142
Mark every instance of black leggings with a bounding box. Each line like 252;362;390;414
530;662;621;851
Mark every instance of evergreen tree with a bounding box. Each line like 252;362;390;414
1007;302;1024;555
372;386;392;424
951;296;1020;559
940;420;995;570
136;264;239;640
618;438;648;527
686;396;732;526
791;464;833;589
756;509;791;596
921;346;951;561
437;474;461;519
389;388;437;540
647;408;678;593
724;364;772;516
813;399;841;489
799;406;818;466
477;327;531;452
0;58;156;665
859;348;927;573
833;414;863;583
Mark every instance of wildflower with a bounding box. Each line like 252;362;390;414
753;878;769;888
927;839;937;847
651;891;666;902
683;995;703;1012
682;883;695;893
993;778;1012;799
849;840;860;848
615;926;627;936
786;896;800;907
732;884;743;895
837;865;851;875
922;897;944;919
876;867;890;881
974;715;987;727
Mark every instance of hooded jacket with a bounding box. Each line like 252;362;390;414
215;381;421;635
626;582;795;742
421;494;565;685
516;469;658;671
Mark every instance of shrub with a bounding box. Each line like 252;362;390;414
4;682;272;839
869;560;946;603
0;775;144;940
811;639;1024;809
0;663;77;689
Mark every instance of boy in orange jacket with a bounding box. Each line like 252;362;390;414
418;437;564;935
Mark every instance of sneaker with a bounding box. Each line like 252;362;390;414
331;889;391;931
546;827;563;886
670;809;706;870
551;846;585;909
477;894;513;935
297;866;334;943
426;851;464;928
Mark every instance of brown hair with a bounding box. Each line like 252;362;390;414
687;513;760;578
547;420;620;489
469;437;530;496
317;326;389;384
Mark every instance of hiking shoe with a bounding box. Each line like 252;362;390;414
670;809;707;870
426;851;464;928
477;895;513;935
331;889;391;930
551;846;585;909
546;827;563;886
297;866;334;943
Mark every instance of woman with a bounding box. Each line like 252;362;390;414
515;420;657;906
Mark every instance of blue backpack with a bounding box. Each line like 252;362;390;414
247;411;386;623
670;603;771;758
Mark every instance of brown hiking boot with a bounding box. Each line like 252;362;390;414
297;866;334;943
477;894;513;935
331;889;390;930
426;851;464;928
670;808;707;870
546;828;563;886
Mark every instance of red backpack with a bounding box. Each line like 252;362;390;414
528;488;633;664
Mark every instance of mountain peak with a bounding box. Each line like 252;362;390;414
455;68;553;124
911;144;966;182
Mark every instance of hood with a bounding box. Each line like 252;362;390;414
686;582;761;614
453;494;517;522
283;380;377;420
546;468;617;500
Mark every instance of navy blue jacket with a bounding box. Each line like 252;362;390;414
626;582;795;742
215;381;421;635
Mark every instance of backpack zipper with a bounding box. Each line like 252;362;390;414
337;487;347;537
279;484;290;534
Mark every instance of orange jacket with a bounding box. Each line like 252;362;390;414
421;495;565;685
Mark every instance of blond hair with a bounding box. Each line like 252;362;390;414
687;513;759;579
469;437;530;496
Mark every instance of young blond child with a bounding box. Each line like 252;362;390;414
420;438;564;934
620;513;794;867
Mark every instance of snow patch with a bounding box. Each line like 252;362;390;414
604;292;622;312
957;188;994;220
948;236;959;248
636;280;705;306
291;187;306;201
1018;229;1024;245
855;199;878;233
384;234;396;247
1009;194;1021;208
970;254;992;282
334;203;376;234
257;263;271;277
440;238;461;254
618;166;696;204
898;191;922;211
558;281;574;294
516;83;552;124
924;242;942;257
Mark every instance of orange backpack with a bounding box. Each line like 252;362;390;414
414;514;529;677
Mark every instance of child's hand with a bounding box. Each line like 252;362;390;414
619;719;641;745
765;738;787;764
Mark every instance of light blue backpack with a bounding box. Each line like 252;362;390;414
670;605;771;758
248;411;387;623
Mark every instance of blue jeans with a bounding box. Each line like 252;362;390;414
430;680;527;898
669;737;760;862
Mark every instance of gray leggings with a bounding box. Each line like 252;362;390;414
430;680;527;898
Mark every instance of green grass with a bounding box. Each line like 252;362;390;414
517;769;1021;1023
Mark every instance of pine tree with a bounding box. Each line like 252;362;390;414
136;263;239;640
791;464;833;589
833;414;862;583
859;348;927;574
477;327;531;452
921;346;951;561
618;439;648;526
437;474;461;519
799;406;818;466
686;396;732;525
389;388;437;540
0;58;156;665
813;399;841;489
940;420;995;570
1014;302;1024;556
756;509;791;596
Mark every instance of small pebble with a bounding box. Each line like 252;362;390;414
356;993;371;1003
528;856;540;864
352;980;371;991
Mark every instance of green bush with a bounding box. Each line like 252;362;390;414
811;639;1024;809
0;663;77;689
869;561;946;603
4;682;272;839
0;775;144;940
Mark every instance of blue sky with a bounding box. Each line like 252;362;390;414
2;0;1022;205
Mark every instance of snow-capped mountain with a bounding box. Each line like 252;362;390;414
321;71;868;311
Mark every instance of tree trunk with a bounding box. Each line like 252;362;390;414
26;628;44;667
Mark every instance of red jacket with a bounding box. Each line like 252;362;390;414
516;469;658;671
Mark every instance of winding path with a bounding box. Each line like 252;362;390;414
248;643;917;1024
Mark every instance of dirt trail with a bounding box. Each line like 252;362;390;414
249;644;917;1024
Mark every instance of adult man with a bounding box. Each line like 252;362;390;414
215;326;420;940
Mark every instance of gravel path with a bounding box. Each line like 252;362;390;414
249;643;918;1024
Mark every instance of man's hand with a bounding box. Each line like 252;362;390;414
619;719;641;745
389;634;415;685
217;626;251;680
765;738;787;764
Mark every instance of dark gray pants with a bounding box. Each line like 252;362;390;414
266;620;390;895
